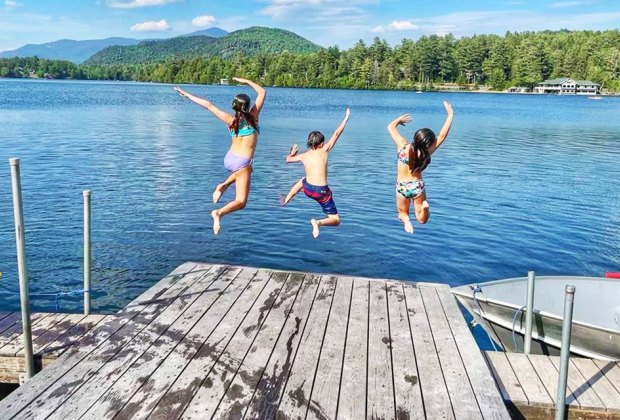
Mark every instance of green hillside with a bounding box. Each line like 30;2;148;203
85;27;321;65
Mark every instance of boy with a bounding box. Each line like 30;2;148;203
281;108;350;238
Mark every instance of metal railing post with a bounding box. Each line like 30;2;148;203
555;285;576;420
83;190;91;315
9;158;35;380
524;271;536;354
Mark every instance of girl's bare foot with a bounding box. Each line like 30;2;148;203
310;219;320;238
211;210;221;235
398;214;414;234
212;184;224;203
421;200;430;210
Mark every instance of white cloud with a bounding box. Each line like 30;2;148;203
191;15;216;28
130;19;170;32
106;0;179;9
4;0;22;8
373;20;418;33
548;1;588;8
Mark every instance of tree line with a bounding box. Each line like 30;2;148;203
2;30;619;92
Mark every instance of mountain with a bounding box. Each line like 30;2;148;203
84;27;322;65
0;28;228;64
0;38;142;64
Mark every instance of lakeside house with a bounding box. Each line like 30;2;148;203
533;77;599;95
219;78;229;85
508;86;530;93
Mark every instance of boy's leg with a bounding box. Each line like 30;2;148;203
310;214;340;238
281;178;304;206
413;193;430;224
396;192;414;234
213;172;237;203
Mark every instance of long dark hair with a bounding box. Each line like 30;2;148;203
408;128;436;172
229;93;258;135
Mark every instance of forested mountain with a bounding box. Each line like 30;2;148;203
2;30;619;93
0;38;142;63
84;27;322;65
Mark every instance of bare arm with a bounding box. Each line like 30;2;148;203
174;87;234;125
387;114;412;148
233;77;266;118
324;108;351;153
429;101;454;154
286;144;304;163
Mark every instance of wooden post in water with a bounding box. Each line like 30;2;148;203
9;158;35;381
524;271;536;354
83;190;91;315
555;285;575;420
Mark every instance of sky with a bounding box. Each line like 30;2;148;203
1;0;620;52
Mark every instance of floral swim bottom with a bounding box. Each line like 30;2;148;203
396;179;425;199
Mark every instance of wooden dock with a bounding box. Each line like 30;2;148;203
485;351;620;419
0;263;510;419
0;311;113;383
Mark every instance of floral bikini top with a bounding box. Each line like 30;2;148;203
229;119;260;137
397;145;410;165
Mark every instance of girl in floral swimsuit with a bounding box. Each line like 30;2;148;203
387;101;454;234
174;77;266;234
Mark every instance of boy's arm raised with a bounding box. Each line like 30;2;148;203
286;144;303;163
387;114;411;148
324;108;351;152
430;101;454;154
174;87;234;125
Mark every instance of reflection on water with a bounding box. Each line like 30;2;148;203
0;79;619;313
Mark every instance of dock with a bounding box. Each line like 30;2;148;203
0;262;510;419
0;311;113;383
486;351;620;419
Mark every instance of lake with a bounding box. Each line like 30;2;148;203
0;79;619;314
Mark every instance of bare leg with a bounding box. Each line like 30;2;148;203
413;193;430;224
281;178;304;206
396;192;414;234
213;171;237;203
310;214;340;238
211;166;252;234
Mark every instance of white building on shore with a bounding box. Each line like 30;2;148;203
533;78;599;95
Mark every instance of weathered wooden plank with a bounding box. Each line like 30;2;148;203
0;312;50;353
420;285;482;420
35;314;108;358
594;360;620;395
572;357;620;412
484;351;528;405
367;280;395;420
127;268;268;420
4;313;73;356
245;274;322;419
0;262;207;419
505;353;553;407
181;270;290;419
0;312;21;338
336;278;369;420
276;276;337;420
526;355;561;406
437;287;510;420
212;272;307;419
387;281;425;420
303;276;353;420
0;312;14;323
549;355;605;411
403;284;454;420
44;265;230;420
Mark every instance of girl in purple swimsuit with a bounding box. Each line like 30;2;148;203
174;77;266;234
387;101;454;234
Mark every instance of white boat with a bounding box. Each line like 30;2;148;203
451;275;620;360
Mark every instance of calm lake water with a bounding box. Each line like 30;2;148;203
0;79;619;315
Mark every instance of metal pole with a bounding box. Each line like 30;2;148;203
555;285;576;420
9;158;35;380
524;271;536;354
83;190;91;315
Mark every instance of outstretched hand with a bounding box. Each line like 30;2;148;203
174;87;188;98
232;77;251;84
397;114;412;126
443;101;453;115
289;144;299;156
344;107;351;119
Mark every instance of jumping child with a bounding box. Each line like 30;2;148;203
281;108;351;238
387;101;454;234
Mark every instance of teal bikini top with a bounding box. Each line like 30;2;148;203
230;119;260;137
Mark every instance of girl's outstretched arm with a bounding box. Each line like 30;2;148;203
174;87;234;125
387;114;412;148
232;77;267;118
430;101;454;154
324;108;351;152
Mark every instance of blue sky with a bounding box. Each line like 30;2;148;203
1;0;620;52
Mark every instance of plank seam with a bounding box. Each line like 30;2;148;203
334;277;354;420
403;284;427;418
385;282;398;420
